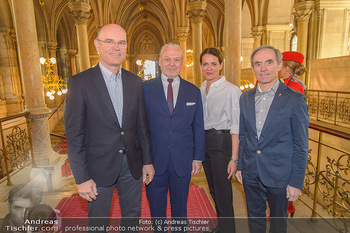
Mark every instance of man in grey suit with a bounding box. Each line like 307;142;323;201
236;45;309;233
63;24;154;230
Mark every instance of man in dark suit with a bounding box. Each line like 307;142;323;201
235;45;309;233
63;24;154;230
143;43;205;226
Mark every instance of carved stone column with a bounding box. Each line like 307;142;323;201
251;26;264;49
251;26;263;85
68;0;91;71
59;48;69;81
187;1;207;87
1;27;23;114
286;30;294;52
47;41;58;74
225;0;241;86
293;1;314;85
129;55;136;75
11;0;56;166
67;49;77;76
56;48;68;107
124;54;130;71
176;27;189;81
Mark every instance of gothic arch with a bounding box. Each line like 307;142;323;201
129;21;163;55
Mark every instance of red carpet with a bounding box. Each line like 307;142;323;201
56;183;217;229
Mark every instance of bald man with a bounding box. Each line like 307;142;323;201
64;24;154;230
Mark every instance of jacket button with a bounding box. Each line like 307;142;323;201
255;136;258;139
257;150;261;154
119;150;123;154
121;131;124;135
169;131;173;134
168;146;170;149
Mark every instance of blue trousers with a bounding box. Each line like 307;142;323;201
146;157;191;233
243;176;288;233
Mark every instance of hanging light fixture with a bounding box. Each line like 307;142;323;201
240;77;255;92
40;57;67;100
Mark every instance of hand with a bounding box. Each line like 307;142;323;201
286;185;301;201
143;164;155;185
192;161;202;175
235;171;243;184
78;179;98;202
227;160;238;179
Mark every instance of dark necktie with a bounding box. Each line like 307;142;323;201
167;79;174;114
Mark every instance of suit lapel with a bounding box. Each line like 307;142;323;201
173;77;186;115
261;81;287;132
121;69;131;127
90;65;120;127
246;88;257;135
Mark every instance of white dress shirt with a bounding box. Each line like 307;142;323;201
161;73;180;107
200;76;241;134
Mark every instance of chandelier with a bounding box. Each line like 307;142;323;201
136;59;146;80
40;57;67;100
240;77;255;92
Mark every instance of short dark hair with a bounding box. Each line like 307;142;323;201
200;47;224;64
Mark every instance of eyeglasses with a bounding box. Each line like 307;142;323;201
96;39;127;48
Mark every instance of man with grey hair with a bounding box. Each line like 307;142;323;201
236;45;309;233
143;43;205;225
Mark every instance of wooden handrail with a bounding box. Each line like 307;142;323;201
306;89;350;94
50;133;66;139
48;97;65;120
0;112;30;123
309;122;350;140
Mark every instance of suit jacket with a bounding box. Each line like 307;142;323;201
63;65;152;187
143;76;205;177
238;81;309;189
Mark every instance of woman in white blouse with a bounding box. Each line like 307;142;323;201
199;48;241;233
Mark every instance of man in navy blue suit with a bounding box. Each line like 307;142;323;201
235;45;309;233
143;43;205;228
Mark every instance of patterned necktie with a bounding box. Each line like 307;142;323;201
167;79;174;114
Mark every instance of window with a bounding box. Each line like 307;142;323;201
291;34;298;51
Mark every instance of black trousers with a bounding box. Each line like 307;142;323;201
203;131;236;233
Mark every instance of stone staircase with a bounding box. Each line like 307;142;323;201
43;120;77;207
